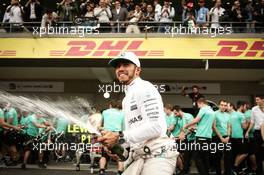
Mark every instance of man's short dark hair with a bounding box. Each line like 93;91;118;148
46;9;53;14
164;104;173;110
237;101;246;109
197;98;207;104
192;85;199;89
228;102;236;110
218;99;227;104
255;95;264;99
172;105;182;112
110;100;122;109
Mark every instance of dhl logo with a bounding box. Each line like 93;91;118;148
0;50;16;57
50;40;164;57
200;41;264;58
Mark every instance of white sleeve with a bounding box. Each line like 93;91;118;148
94;8;101;17
107;8;112;19
123;86;167;144
250;109;255;124
170;7;175;18
41;14;46;27
155;6;161;21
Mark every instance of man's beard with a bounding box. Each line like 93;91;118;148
260;102;264;112
119;74;134;85
117;68;136;85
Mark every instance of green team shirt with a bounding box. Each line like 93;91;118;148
182;112;195;141
230;111;245;139
171;116;183;137
0;108;4;132
214;110;230;136
165;113;176;128
102;108;125;132
244;110;254;138
195;105;215;139
25;114;43;137
20;114;31;135
56;117;70;133
38;117;46;134
4;107;18;126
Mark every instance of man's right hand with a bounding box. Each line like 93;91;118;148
178;131;185;141
14;126;21;131
245;132;249;139
97;130;119;148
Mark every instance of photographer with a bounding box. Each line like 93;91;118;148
126;4;142;33
209;0;225;29
57;0;78;24
3;0;24;32
41;9;58;28
94;0;112;32
157;0;175;33
24;0;42;22
181;85;204;115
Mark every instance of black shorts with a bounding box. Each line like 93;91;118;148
231;138;248;154
23;135;38;151
3;130;22;146
246;137;257;155
101;147;110;160
175;139;187;153
0;130;4;146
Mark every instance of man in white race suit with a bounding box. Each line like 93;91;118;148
98;52;178;175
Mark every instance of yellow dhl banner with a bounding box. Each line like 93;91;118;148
0;38;263;60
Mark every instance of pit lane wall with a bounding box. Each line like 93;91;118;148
0;38;263;60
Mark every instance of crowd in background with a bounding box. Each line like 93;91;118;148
0;0;264;33
164;96;264;175
0;91;263;175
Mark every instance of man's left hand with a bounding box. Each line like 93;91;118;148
97;130;119;148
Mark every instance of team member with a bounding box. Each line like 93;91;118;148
0;103;20;164
183;98;215;175
173;105;195;175
3;103;20;166
213;100;232;175
244;102;257;174
54;116;70;161
98;52;178;175
99;101;125;175
170;105;186;174
21;112;52;169
228;101;248;175
164;104;176;137
245;95;264;175
0;106;4;162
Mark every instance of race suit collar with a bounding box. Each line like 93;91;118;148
125;77;141;94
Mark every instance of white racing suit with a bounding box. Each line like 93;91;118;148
122;77;178;175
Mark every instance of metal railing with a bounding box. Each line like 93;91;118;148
0;20;263;36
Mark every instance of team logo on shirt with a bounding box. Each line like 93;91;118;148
128;115;142;125
130;104;137;111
